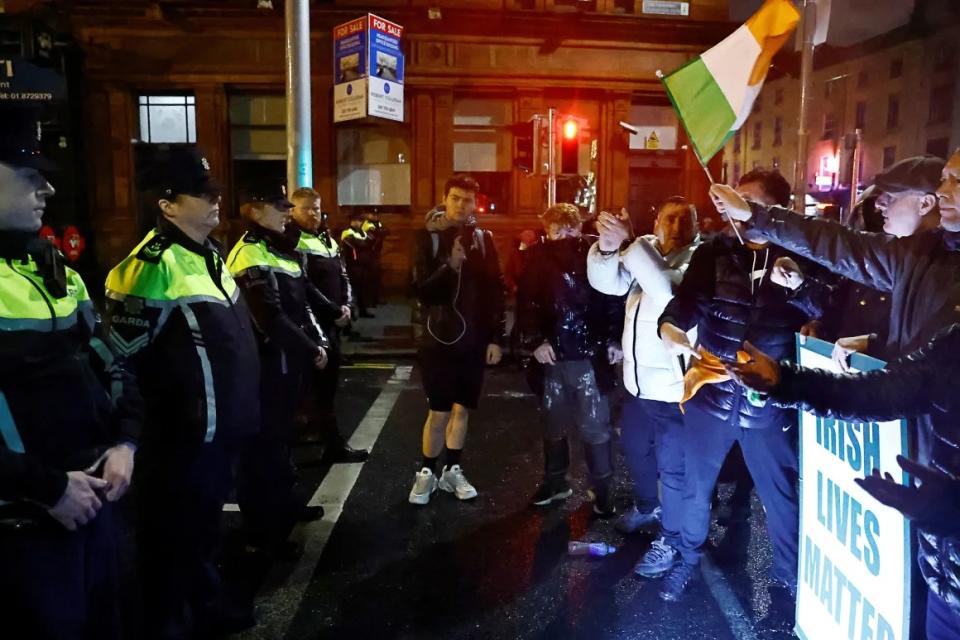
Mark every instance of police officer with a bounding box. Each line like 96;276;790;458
362;209;388;307
341;210;375;317
227;190;338;548
290;188;369;463
0;107;141;638
104;146;261;638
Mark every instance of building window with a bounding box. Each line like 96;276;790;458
823;112;837;139
887;94;900;129
772;156;780;170
855;101;867;131
774;87;784;105
733;130;741;153
934;44;956;72
927;138;950;160
890;58;903;79
883;146;897;168
751;122;762;150
733;161;741;184
929;84;955;124
137;94;196;143
452;97;515;214
857;70;869;88
228;94;287;207
773;116;783;147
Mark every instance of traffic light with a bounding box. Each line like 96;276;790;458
560;117;579;174
513;119;537;174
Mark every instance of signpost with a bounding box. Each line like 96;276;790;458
332;14;405;123
795;337;912;640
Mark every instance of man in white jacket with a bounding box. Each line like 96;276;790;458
587;197;699;577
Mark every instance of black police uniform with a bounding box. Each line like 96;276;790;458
104;148;261;638
0;109;143;639
227;216;338;545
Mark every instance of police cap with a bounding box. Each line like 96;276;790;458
0;106;56;171
241;185;293;211
141;145;222;200
874;155;944;195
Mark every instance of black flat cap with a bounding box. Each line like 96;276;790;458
141;145;222;199
241;185;292;210
874;155;944;194
0;106;56;171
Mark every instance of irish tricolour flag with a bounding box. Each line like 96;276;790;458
661;0;800;164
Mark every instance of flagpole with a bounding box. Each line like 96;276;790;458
794;0;818;213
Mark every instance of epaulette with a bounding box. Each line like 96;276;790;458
136;233;173;263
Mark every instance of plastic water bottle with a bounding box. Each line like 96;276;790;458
568;541;617;557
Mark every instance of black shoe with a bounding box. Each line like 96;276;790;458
591;484;617;519
530;479;573;506
325;444;370;463
659;562;698;602
298;505;325;522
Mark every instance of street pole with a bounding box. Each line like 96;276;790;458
547;107;557;207
793;0;817;213
285;0;312;190
848;128;863;223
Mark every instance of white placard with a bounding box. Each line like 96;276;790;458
795;337;912;640
642;0;689;16
368;78;404;123
333;79;367;123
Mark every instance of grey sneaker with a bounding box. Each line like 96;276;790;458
408;468;438;505
659;561;698;602
634;537;678;578
438;465;478;500
615;505;662;534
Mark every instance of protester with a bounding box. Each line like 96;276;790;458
516;203;621;515
104;146;262;637
727;328;960;640
657;169;834;601
0;107;141;639
408;175;506;505
227;191;335;553
586;198;699;571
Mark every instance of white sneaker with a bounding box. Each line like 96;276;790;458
408;467;438;505
438;464;478;500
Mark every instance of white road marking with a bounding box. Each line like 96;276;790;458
238;364;411;640
701;555;761;640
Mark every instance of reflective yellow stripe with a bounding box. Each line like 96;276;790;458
227;234;302;278
297;231;339;258
0;257;91;332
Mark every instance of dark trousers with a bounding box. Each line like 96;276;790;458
136;440;236;640
542;359;612;445
238;371;303;545
619;396;685;548
679;402;799;585
927;592;960;640
311;335;345;445
346;262;373;313
0;503;121;640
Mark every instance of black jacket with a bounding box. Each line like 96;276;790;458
105;219;261;447
747;204;960;360
660;234;832;428
516;235;622;362
297;227;353;311
411;222;507;352
0;232;142;510
771;324;960;616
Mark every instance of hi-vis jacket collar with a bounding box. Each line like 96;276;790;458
227;231;302;278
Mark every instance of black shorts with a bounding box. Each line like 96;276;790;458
418;346;487;411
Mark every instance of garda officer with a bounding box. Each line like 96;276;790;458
341;210;375;317
0;107;141;638
289;188;369;463
362;209;388;307
227;190;338;549
104;146;261;638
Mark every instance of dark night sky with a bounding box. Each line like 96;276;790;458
728;0;921;45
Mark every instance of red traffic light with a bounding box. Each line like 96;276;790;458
562;118;578;141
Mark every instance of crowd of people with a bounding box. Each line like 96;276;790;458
4;92;960;640
405;152;960;639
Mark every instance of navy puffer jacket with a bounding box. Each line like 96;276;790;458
659;234;833;429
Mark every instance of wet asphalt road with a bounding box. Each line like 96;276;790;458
226;360;798;640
